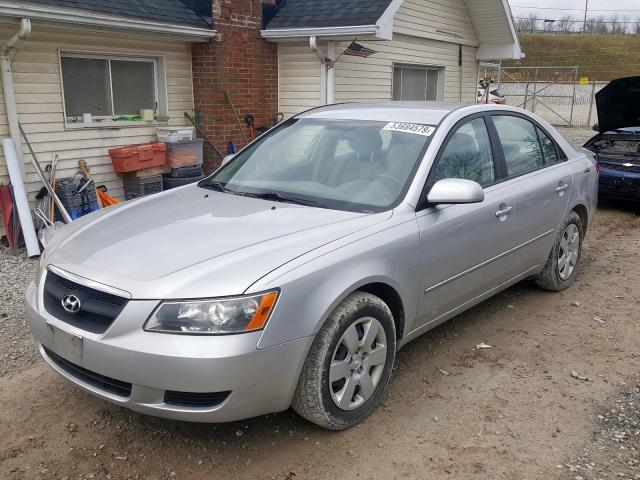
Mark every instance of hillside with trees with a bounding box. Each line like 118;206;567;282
504;33;640;81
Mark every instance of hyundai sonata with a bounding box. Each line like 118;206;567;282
26;102;598;430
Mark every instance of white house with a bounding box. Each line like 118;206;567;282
261;0;523;117
0;0;214;230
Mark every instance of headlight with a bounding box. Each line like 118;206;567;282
144;291;279;335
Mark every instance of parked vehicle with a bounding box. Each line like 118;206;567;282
477;84;506;104
26;102;597;430
584;76;640;202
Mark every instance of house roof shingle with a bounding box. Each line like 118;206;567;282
26;0;210;29
265;0;393;29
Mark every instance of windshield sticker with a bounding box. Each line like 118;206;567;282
383;122;435;136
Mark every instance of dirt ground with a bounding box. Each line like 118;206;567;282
1;129;639;480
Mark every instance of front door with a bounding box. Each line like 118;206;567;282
415;115;520;329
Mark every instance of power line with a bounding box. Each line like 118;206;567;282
514;17;640;23
511;5;640;12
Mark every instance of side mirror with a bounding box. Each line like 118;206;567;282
592;123;599;132
427;178;484;205
221;154;234;166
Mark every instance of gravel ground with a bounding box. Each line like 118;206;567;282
0;250;38;377
2;127;639;480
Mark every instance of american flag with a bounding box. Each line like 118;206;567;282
343;41;376;58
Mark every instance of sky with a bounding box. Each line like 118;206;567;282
508;0;640;22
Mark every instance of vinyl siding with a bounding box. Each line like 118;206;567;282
334;34;478;103
394;0;478;46
0;25;194;236
278;43;323;118
276;0;479;118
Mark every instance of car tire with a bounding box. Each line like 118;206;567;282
162;174;205;190
168;165;203;178
535;211;584;291
292;291;396;430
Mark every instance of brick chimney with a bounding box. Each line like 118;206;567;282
192;0;278;172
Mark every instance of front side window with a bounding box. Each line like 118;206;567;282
431;117;495;186
492;116;545;176
204;119;435;212
61;54;157;123
393;65;441;101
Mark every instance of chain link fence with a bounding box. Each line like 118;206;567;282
485;66;607;128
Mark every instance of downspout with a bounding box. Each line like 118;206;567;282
1;18;32;178
326;41;336;104
458;44;463;102
309;36;335;105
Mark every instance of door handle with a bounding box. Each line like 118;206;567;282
556;183;569;193
495;206;513;217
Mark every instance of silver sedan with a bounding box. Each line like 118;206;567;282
26;102;598;430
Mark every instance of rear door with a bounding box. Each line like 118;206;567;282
487;113;573;271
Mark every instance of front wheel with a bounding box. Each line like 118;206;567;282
292;292;396;430
535;211;584;291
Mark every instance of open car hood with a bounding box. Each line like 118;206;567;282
596;76;640;133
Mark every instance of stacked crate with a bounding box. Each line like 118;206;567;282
109;143;167;200
158;127;205;190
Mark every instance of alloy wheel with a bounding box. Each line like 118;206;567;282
558;223;580;281
329;317;387;410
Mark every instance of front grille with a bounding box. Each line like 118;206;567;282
599;182;640;197
43;270;128;334
164;390;231;408
43;347;132;397
600;161;640;174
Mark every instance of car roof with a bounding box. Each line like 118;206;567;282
296;102;474;124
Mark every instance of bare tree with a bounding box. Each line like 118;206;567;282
514;12;639;35
556;15;575;33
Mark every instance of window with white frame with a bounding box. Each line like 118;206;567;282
393;65;442;101
60;53;162;124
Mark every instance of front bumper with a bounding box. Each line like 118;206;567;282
25;280;312;423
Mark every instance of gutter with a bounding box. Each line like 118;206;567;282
0;2;216;39
1;17;30;178
262;25;379;40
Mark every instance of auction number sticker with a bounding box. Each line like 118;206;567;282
383;122;435;136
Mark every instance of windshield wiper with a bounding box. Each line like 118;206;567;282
246;191;320;207
201;181;238;194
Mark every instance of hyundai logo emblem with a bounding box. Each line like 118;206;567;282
61;294;81;313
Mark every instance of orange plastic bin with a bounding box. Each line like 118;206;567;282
108;143;166;173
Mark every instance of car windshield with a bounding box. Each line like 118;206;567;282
202;118;434;213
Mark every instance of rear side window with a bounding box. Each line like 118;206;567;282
493;115;544;176
536;127;561;164
431;117;495;186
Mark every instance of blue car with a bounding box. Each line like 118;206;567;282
584;76;640;202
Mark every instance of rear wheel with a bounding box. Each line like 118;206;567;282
535;211;584;291
292;292;396;430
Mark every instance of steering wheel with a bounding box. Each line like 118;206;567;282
372;174;403;193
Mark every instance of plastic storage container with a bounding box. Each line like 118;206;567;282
108;143;166;173
55;177;100;220
122;175;163;200
156;127;195;143
166;139;204;168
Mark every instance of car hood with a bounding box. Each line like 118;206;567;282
595;76;640;133
45;185;391;299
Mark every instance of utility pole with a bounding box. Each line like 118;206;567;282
583;0;589;32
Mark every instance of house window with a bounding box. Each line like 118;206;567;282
393;65;441;101
60;53;162;126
